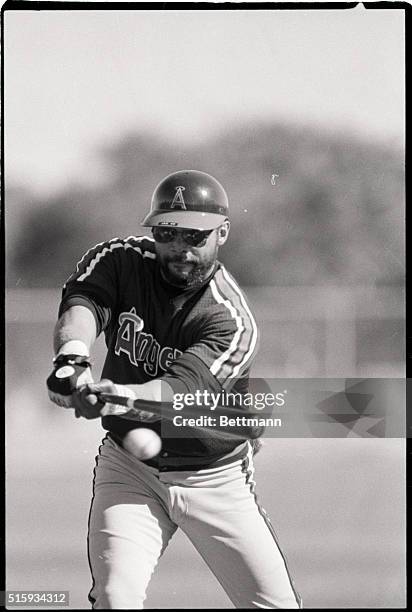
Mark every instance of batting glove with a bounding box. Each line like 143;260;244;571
47;340;93;410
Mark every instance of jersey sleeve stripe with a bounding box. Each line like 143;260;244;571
65;238;112;285
65;236;156;285
209;268;258;386
209;279;245;380
219;266;259;382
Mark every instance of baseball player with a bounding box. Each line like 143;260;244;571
46;170;302;609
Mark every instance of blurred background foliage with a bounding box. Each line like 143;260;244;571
6;121;404;288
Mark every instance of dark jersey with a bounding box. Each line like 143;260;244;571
60;236;259;469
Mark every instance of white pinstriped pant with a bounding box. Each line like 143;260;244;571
87;436;302;609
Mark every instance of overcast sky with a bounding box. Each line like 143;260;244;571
5;7;404;195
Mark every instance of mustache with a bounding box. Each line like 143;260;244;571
167;254;198;264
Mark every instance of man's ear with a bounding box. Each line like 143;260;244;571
217;220;230;246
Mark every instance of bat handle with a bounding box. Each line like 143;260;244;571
96;393;137;417
98;392;135;408
97;392;162;421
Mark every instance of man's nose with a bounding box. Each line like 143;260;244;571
173;233;189;248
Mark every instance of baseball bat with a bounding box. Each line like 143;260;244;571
98;393;265;439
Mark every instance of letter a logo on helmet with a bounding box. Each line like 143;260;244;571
171;186;187;210
142;170;229;230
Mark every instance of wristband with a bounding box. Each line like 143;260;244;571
57;340;90;358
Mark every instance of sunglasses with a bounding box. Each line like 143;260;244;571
152;227;213;247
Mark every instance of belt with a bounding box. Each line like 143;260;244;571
108;432;249;472
142;441;249;471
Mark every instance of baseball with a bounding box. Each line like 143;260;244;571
122;428;162;460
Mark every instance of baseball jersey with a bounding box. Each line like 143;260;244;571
59;236;260;470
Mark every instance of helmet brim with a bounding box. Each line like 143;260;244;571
141;210;227;230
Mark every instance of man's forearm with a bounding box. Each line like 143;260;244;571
53;305;97;355
114;379;175;404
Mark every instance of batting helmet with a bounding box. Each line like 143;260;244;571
142;170;229;230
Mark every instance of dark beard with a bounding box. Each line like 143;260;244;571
159;251;217;289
